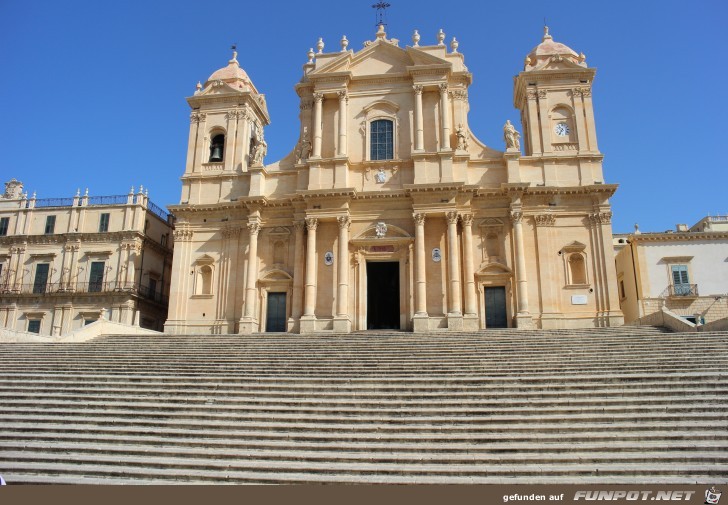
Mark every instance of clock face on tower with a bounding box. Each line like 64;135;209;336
554;122;570;137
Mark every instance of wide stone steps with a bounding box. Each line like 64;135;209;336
1;327;727;484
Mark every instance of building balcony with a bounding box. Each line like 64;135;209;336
0;281;168;305
665;284;699;298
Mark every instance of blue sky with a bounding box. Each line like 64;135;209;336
1;0;726;233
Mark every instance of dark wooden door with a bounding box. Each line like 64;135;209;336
484;286;507;328
266;292;287;332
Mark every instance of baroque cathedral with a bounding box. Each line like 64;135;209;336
164;25;623;335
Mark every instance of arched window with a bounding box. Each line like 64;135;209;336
569;254;587;285
370;119;393;160
209;134;225;162
200;265;213;295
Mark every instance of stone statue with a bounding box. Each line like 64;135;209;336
251;133;268;165
374;169;387;184
456;124;469;151
503;120;521;151
295;132;311;164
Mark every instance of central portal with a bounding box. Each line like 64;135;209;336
366;261;400;330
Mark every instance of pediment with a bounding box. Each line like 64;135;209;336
562;241;587;253
259;268;293;281
348;41;414;77
405;46;450;66
477;262;512;276
479;218;505;228
267;226;291;238
193;254;215;265
354;223;411;240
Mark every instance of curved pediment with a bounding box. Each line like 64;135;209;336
259;268;293;281
476;262;512;276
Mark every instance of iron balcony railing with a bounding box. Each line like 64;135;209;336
666;284;699;297
0;281;168;304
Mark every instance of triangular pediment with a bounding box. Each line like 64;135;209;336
405;46;450;66
562;241;587;252
348;41;415;77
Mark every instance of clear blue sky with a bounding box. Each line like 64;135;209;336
1;0;726;233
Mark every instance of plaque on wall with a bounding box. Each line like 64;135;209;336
432;248;442;262
324;252;334;266
571;295;588;305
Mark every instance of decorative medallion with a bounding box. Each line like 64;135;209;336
432;248;442;262
375;222;387;238
324;252;334;266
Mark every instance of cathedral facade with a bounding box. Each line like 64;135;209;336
164;26;623;335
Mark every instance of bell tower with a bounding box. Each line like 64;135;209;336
180;48;270;206
514;27;599;160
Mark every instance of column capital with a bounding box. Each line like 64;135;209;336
459;213;474;226
305;217;318;231
413;84;424;95
535;213;555;227
439;82;449;94
337;90;348;102
247;222;261;236
446;210;459;225
293;220;306;232
413;213;426;225
313;92;324;103
190;111;207;124
509;210;524;224
337;216;351;229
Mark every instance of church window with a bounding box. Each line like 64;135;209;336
568;254;587;285
0;217;9;236
370;119;393;160
209;134;225;162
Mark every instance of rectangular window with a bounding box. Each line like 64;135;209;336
0;217;9;236
671;264;691;295
370;119;394;161
44;215;56;234
619;280;626;299
33;263;50;294
148;278;158;298
160;234;167;247
27;320;41;333
88;261;105;292
99;213;110;232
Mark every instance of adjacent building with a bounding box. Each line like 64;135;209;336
165;25;624;335
615;217;728;324
0;179;174;335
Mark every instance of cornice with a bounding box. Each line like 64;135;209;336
628;232;728;243
0;230;144;247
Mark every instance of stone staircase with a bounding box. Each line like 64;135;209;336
0;326;727;484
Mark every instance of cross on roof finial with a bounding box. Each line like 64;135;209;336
372;2;390;27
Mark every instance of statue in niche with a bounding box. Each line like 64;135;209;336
251;131;268;165
374;168;387;183
296;130;312;164
503;120;521;151
375;222;387;238
456;124;469;151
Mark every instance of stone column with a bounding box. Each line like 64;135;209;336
536;90;551;153
300;217;318;333
446;211;462;320
572;88;589;152
312;93;323;158
239;221;260;333
193;112;207;170
186;112;205;173
460;213;478;324
581;88;599;151
334;216;351;332
510;209;534;328
290;221;305;330
413;85;424;151
337;91;348;157
439;83;451;150
412;213;428;332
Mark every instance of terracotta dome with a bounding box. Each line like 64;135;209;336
203;51;252;91
524;27;585;71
